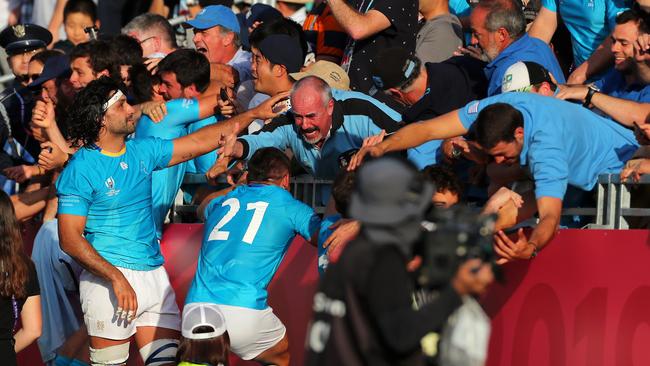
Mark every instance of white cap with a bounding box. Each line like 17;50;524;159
182;303;227;340
501;61;553;93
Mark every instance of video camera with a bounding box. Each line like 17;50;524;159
415;206;497;290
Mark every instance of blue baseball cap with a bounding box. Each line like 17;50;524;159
28;54;71;88
245;4;283;28
184;5;241;33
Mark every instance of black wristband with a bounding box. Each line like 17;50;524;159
583;87;598;107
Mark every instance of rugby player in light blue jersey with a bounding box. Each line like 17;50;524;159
350;92;638;264
56;77;284;366
134;49;224;237
186;147;320;366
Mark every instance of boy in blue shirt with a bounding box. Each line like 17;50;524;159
187;147;320;366
56;77;283;366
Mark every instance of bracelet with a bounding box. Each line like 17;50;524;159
37;165;44;175
528;241;539;259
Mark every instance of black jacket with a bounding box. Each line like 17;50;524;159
306;235;463;366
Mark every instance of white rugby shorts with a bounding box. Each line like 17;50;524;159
80;266;181;340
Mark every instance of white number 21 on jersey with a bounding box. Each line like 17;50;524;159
207;198;269;244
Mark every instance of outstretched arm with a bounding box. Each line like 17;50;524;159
349;110;467;170
168;92;289;167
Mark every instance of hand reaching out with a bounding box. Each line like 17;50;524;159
38;141;69;171
141;101;167;123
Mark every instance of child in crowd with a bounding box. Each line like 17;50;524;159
421;164;463;209
54;0;99;54
317;170;356;274
178;303;230;366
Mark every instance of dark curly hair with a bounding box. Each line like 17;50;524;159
65;76;125;148
421;164;463;197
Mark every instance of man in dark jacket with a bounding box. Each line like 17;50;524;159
306;157;494;365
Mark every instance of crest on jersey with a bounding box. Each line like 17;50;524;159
105;177;114;189
104;177;120;196
120;162;128;170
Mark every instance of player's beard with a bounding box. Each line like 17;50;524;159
111;114;136;135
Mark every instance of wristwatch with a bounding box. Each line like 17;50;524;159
583;85;599;107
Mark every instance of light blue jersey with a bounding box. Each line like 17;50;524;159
449;0;472;17
541;0;630;66
135;98;200;238
317;214;340;275
187;115;222;173
186;184;320;309
56;138;174;270
458;93;638;199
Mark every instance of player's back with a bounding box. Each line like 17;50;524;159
186;184;319;309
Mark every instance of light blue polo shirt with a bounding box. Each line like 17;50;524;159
541;0;630;66
485;34;566;96
593;68;650;103
458;93;638;199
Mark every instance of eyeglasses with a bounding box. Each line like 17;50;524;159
27;73;41;84
138;36;156;44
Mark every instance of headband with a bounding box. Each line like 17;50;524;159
103;89;124;112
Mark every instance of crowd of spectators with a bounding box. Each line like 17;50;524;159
0;0;648;365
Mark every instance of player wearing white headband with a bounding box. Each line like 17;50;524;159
55;77;286;366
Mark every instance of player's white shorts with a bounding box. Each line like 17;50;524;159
183;303;286;360
80;266;181;340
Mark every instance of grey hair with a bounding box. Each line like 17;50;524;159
480;0;526;39
217;25;242;49
122;13;178;49
291;76;333;107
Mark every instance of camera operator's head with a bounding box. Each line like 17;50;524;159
349;157;433;257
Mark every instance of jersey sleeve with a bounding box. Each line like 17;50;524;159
541;0;557;12
606;0;631;30
161;99;200;129
290;200;321;241
238;125;292;160
189;116;220;173
457;94;509;130
141;137;174;171
458;100;483;130
56;162;93;216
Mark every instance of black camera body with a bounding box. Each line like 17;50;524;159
415;206;497;290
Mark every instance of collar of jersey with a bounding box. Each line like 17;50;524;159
90;143;126;157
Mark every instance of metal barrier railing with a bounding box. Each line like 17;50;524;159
174;173;650;228
594;174;650;229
